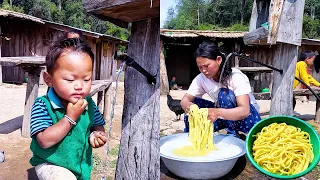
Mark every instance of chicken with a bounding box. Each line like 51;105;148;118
167;94;185;120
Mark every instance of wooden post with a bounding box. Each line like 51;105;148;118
270;44;298;116
95;41;103;111
234;41;240;68
115;18;160;180
315;100;320;124
103;86;112;122
0;25;2;84
22;67;42;137
160;39;169;95
269;0;305;116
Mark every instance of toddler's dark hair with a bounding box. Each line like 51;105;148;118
46;38;94;74
64;29;84;40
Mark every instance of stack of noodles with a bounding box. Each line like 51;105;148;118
174;104;217;157
253;123;314;175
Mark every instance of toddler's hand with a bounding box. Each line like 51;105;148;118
66;97;88;121
89;131;107;148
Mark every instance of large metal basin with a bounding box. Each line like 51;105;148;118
160;133;246;179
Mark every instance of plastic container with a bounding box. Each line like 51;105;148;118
246;115;320;179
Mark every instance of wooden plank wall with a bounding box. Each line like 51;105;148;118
0;18;115;84
1;19;64;84
240;45;276;92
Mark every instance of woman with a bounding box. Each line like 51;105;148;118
180;41;261;137
293;50;320;109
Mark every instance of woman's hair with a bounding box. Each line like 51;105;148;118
314;55;320;73
299;50;315;61
193;41;232;88
46;38;94;74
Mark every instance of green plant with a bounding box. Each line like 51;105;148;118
109;159;118;168
109;144;120;156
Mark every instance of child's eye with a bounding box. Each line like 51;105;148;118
64;79;74;82
84;79;91;82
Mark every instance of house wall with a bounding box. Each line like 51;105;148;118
165;44;195;87
0;18;115;84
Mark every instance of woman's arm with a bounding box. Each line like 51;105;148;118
297;62;311;86
308;74;320;87
181;93;195;113
208;94;251;121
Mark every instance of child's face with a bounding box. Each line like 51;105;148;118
45;52;93;105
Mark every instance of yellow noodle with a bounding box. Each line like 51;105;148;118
252;123;314;175
174;104;217;157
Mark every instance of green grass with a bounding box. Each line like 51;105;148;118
92;153;103;173
160;129;166;137
109;144;120;156
310;124;319;131
110;159;118;169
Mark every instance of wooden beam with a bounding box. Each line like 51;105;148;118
116;17;160;180
243;27;269;45
90;13;128;28
0;56;45;66
89;80;112;97
276;0;305;46
267;0;285;45
83;0;159;24
160;39;169;95
270;43;298;116
238;66;272;73
22;67;43;137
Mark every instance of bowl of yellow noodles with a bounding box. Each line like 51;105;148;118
246;115;320;179
160;133;246;179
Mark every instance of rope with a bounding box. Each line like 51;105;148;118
101;61;126;180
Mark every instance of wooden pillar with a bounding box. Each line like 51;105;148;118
103;86;112;122
234;42;240;68
160;39;169;95
0;25;2;84
115;18;160;180
22;67;42;137
95;40;103;111
316;100;320;124
270;44;298;116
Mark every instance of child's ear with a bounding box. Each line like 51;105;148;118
43;72;53;86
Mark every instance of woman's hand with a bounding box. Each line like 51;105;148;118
182;102;194;114
89;131;107;148
207;108;220;122
181;93;195;113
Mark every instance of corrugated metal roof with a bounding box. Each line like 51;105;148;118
0;9;44;24
160;29;247;38
161;31;199;38
0;9;128;43
44;20;128;43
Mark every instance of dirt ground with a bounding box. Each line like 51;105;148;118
0;83;319;180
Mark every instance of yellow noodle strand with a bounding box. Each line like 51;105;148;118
252;123;314;175
174;104;217;157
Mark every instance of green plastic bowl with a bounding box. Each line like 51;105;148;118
246;115;320;179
